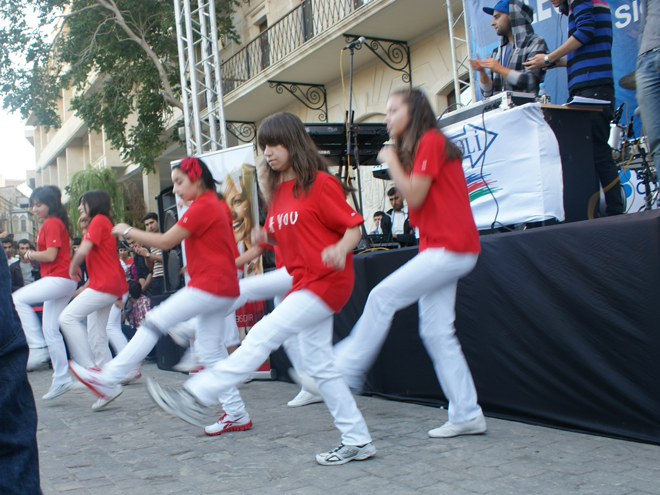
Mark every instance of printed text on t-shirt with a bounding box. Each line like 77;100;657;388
268;211;299;232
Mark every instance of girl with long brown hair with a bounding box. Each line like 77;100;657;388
146;112;375;466
12;186;78;399
335;88;487;438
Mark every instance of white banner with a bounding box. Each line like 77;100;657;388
444;103;565;230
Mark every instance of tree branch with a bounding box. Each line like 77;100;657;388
96;0;183;110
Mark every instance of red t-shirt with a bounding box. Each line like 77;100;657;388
177;190;239;297
37;217;71;279
409;129;481;253
266;172;363;313
84;215;129;298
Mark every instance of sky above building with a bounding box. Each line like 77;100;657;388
0;109;35;183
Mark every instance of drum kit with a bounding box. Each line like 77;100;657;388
609;70;658;211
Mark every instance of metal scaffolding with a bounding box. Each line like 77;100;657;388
173;0;227;156
446;0;476;105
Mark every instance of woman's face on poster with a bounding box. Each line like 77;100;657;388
226;178;252;244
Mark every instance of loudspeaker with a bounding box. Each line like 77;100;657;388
157;186;185;293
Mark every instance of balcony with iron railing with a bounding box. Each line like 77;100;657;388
221;0;369;95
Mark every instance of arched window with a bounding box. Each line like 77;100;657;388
21;217;27;232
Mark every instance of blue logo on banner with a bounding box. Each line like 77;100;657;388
449;124;498;169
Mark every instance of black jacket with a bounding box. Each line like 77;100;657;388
9;259;41;293
386;208;417;246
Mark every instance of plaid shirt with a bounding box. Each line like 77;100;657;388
128;295;151;329
482;0;548;96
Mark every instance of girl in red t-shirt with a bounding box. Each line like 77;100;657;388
145;113;375;466
59;190;129;405
13;186;78;400
69;160;250;426
335;88;486;439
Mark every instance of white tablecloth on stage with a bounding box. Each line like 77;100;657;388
444;102;564;230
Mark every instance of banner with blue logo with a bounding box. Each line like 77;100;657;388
467;0;640;132
444;103;565;229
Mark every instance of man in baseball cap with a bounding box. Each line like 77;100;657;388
469;0;548;97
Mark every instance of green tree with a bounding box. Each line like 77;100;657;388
0;0;239;173
67;166;145;234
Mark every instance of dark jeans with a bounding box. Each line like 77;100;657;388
150;275;164;296
0;251;42;494
569;84;624;215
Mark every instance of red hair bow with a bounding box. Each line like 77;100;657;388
180;157;202;182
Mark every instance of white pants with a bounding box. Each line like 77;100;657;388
231;268;306;373
60;289;119;369
87;294;129;366
334;248;482;424
13;277;77;386
186;289;372;446
99;287;247;418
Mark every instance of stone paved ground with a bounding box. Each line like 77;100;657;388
31;363;660;495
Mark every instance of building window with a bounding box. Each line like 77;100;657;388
21;218;27;232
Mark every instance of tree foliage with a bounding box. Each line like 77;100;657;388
66;166;145;234
0;0;239;174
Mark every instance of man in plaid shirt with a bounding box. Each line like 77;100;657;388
125;280;151;329
470;0;548;97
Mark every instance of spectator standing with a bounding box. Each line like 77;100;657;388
524;0;624;215
636;0;660;167
143;213;164;296
386;187;417;246
9;240;40;292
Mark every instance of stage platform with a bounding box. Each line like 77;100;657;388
271;211;660;445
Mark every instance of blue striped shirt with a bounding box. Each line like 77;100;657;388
567;0;614;92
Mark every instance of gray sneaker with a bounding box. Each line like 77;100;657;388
145;378;213;428
316;443;377;466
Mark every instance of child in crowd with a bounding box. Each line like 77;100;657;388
334;88;486;438
125;280;151;330
12;186;78;398
145;112;375;466
59;190;129;410
70;158;251;431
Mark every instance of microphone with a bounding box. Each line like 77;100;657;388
343;37;366;50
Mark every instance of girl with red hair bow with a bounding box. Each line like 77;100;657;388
69;158;251;433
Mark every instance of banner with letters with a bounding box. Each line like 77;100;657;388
444;103;565;229
467;0;640;134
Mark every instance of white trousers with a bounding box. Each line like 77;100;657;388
13;277;77;386
88;295;130;366
186;289;372;446
99;287;247;418
59;289;119;369
231;268;307;373
334;248;482;424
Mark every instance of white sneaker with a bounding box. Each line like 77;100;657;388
121;365;142;385
204;413;253;436
68;360;122;400
27;347;50;371
287;389;323;407
42;382;75;400
91;388;124;411
168;323;193;348
172;347;199;373
428;414;487;438
288;369;320;396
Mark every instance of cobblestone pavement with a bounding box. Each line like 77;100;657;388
31;363;660;495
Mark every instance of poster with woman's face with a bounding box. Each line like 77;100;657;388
198;145;262;279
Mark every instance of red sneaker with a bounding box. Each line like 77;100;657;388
204;413;252;436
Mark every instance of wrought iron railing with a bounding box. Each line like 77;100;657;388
221;0;367;95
